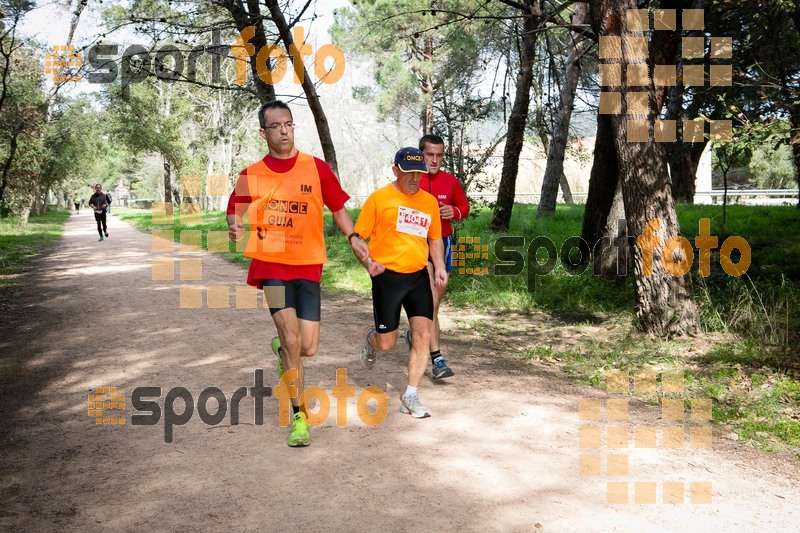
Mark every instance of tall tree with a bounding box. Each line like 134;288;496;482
0;45;45;217
106;81;189;205
587;0;698;335
583;1;694;274
490;0;544;231
709;0;800;207
332;0;502;132
537;2;589;217
263;0;338;173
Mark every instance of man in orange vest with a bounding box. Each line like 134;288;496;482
353;147;447;418
227;100;381;447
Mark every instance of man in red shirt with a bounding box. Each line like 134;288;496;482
404;134;470;380
227;100;377;447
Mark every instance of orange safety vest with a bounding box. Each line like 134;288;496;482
239;152;326;265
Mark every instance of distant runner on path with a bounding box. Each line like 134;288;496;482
226;100;380;447
88;184;111;241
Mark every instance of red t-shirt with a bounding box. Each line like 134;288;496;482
226;153;349;285
419;170;470;238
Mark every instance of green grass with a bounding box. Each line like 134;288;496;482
0;211;70;308
446;204;635;320
677;204;800;280
516;334;800;457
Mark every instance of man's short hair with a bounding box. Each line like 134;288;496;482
419;134;445;151
258;100;293;129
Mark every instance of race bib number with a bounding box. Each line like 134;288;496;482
396;206;431;238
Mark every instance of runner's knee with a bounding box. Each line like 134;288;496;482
374;333;396;352
281;336;301;357
301;340;318;357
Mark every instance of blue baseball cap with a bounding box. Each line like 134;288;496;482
394;147;428;173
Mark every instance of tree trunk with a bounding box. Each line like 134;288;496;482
538;2;588;218
592;0;698;335
265;0;339;175
560;173;574;204
663;32;710;204
220;0;276;103
583;0;690;258
421;78;435;136
669;139;707;202
19;176;38;227
791;4;800;208
596;181;627;283
19;201;31;228
581;114;619;262
491;10;540;231
163;158;173;204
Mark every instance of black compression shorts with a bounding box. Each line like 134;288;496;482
262;279;321;321
370;267;433;334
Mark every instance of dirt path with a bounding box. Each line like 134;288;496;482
1;213;798;532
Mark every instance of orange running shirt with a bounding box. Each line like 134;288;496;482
355;183;442;273
234;152;326;265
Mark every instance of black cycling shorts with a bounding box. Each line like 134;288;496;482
262;279;321;322
370;267;433;334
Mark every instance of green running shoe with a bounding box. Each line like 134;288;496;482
271;336;284;379
288;412;310;447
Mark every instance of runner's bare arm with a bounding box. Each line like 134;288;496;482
428;238;448;288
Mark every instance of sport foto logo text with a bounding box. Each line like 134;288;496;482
104;368;386;443
48;26;344;94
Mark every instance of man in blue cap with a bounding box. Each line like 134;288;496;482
352;147;447;418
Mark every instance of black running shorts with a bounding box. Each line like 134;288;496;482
262;279;321;321
370;267;433;334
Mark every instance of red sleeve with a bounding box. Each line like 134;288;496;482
451;178;470;221
315;157;350;212
226;172;251;215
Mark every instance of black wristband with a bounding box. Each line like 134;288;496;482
348;232;362;242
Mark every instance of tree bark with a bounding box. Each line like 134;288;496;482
491;8;540;231
265;0;339;175
581;113;621;275
591;181;628;283
669;138;707;202
591;0;698;335
538;2;588;218
662;1;708;202
559;173;574;203
163;158;173;204
219;0;277;103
